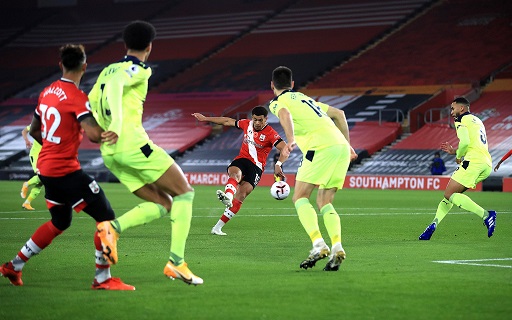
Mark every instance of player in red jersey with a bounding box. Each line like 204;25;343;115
0;44;133;290
192;106;288;235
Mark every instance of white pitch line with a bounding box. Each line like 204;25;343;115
433;258;512;269
0;209;510;220
0;212;486;220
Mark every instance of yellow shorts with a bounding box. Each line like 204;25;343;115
451;160;491;189
296;144;351;190
102;141;174;192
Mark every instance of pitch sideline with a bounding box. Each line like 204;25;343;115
433;258;512;268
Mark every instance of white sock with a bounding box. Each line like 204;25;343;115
213;220;226;230
13;238;42;270
94;249;111;283
12;256;26;271
313;238;327;248
332;242;345;253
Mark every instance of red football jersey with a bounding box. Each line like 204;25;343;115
234;119;282;170
35;78;91;177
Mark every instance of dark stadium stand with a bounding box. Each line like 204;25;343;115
1;1;294;99
155;0;431;92
1;0;511;190
308;0;512;88
0;1;173;100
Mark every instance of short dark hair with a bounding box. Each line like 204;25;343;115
272;66;293;90
452;97;470;107
252;106;268;117
60;44;86;71
123;20;156;51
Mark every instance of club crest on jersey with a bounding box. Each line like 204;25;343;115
259;134;265;141
89;180;100;194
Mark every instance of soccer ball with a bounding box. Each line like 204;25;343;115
270;181;290;200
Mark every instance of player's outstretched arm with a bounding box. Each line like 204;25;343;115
494;149;512;171
21;126;32;148
440;142;456;155
191;113;236;127
440;142;462;164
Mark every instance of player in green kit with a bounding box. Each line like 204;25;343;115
269;66;358;271
89;21;202;285
20;125;43;210
419;97;496;240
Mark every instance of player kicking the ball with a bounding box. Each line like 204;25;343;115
192;106;288;236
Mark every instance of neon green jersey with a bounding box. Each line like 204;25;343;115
269;90;348;151
26;125;42;156
89;56;152;155
455;112;492;166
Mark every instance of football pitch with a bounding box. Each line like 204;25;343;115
0;180;511;319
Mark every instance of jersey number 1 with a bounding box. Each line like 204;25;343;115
301;99;324;117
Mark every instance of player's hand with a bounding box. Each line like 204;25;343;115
191;113;206;122
281;141;296;158
101;131;118;145
349;146;358;162
274;164;285;180
494;162;501;172
440;142;455;155
455;158;462;164
25;141;33;149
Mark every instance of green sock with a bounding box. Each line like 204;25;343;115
116;202;167;233
295;198;321;243
321;203;341;245
433;198;453;225
27;175;40;186
449;193;485;219
169;191;194;266
28;184;42;201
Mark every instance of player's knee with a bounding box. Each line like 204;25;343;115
173;190;195;205
444;191;455;200
51;217;71;231
160;195;173;212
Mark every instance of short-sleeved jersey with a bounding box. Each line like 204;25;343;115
89;56;152;155
234;119;282;170
455;112;492;167
269;90;348;152
35;78;91;177
26;125;42;156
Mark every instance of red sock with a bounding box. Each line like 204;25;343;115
225;178;238;197
17;221;62;262
220;199;243;223
94;231;109;269
30;221;63;250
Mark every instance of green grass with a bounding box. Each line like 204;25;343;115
0;180;511;319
